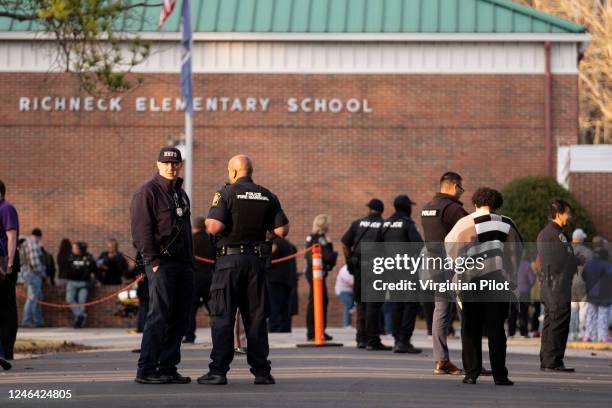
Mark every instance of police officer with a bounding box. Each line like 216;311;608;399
421;172;466;375
377;195;423;354
537;199;577;372
198;155;289;385
130;146;194;384
305;214;338;341
268;232;298;333
342;198;390;350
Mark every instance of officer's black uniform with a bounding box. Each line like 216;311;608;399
184;230;216;342
421;192;467;365
341;208;385;348
206;176;288;379
268;236;297;333
304;233;337;340
130;171;194;380
537;221;577;370
377;202;424;352
421;193;468;259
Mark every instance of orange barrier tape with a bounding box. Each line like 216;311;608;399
194;245;315;265
15;275;144;309
17;245;316;308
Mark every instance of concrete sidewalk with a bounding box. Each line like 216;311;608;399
15;327;612;359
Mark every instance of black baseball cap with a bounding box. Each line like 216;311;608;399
158;147;182;163
366;198;384;213
393;195;416;211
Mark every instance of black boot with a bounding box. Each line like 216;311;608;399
393;341;422;354
254;374;276;385
0;357;11;371
134;374;170;384
197;372;228;385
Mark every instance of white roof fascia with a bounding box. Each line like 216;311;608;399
0;31;590;44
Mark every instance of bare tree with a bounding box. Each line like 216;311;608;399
0;0;161;95
517;0;612;144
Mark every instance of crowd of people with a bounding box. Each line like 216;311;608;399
11;228;132;330
1;160;611;383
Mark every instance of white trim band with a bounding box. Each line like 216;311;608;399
0;41;580;74
0;31;589;44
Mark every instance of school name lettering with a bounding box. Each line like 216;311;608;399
18;96;372;114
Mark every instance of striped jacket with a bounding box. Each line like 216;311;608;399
445;208;523;300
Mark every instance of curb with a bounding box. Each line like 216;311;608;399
566;342;612;351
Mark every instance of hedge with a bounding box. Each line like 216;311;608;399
500;176;595;243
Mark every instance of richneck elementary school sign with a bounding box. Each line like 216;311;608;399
17;96;373;114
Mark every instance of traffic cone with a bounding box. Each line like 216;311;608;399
297;244;343;348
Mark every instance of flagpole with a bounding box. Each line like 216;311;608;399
185;111;193;201
158;1;192;201
181;0;194;206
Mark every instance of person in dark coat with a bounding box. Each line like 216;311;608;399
66;241;98;328
97;238;129;285
537;199;577;372
582;244;612;342
130;147;194;385
267;232;297;333
377;195;423;354
0;180;19;365
56;238;72;284
342;199;387;350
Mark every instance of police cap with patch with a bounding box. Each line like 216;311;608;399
158;146;182;163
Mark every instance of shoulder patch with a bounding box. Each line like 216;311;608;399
211;192;221;207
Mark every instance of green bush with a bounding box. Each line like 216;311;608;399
500;176;595;243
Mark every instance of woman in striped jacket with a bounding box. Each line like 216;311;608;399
445;187;523;386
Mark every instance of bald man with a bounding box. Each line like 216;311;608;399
198;155;289;385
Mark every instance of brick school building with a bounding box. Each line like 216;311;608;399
2;0;609;327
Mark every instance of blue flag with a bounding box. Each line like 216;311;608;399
180;0;193;115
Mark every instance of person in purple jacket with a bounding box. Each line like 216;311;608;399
0;179;19;370
508;259;536;338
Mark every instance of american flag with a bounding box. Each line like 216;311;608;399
157;0;176;31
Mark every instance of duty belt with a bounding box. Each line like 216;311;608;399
217;244;265;257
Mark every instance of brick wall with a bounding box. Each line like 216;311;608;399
569;173;612;239
2;72;581;327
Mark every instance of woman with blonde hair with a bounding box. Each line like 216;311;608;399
305;214;338;341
